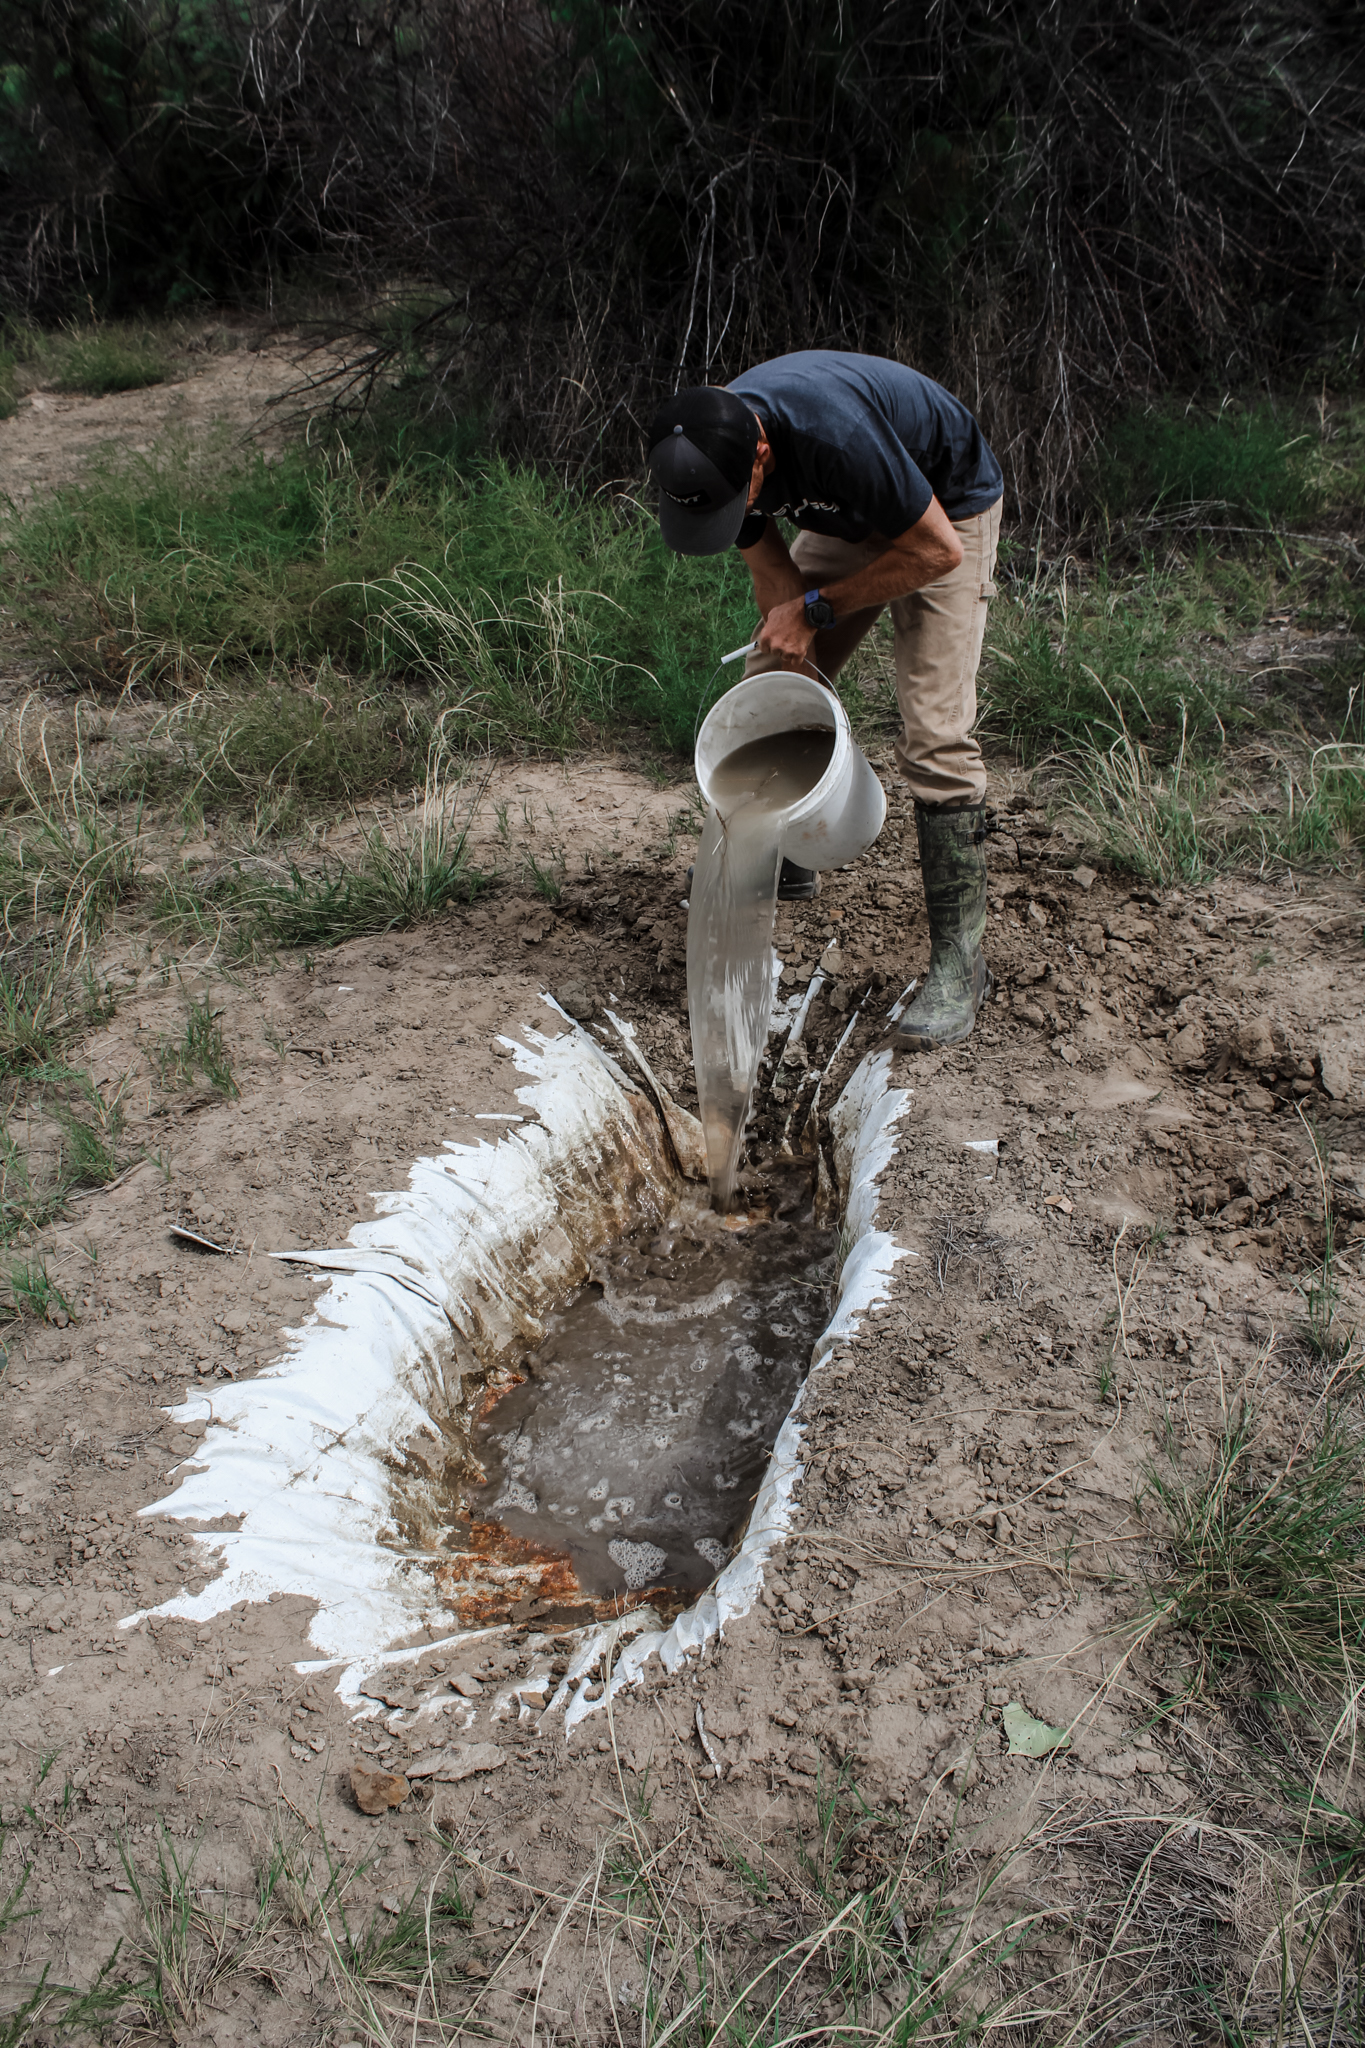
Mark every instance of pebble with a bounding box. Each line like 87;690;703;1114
1319;1048;1351;1100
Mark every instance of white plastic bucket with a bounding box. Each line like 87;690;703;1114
694;672;887;870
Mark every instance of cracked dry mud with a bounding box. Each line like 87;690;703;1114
3;350;1365;2039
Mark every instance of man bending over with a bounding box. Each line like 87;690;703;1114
646;350;1003;1054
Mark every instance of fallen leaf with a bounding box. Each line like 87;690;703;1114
351;1763;410;1814
1002;1702;1071;1758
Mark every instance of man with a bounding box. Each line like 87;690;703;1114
646;350;1003;1053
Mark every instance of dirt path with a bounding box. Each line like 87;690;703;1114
2;345;1364;2040
0;318;331;508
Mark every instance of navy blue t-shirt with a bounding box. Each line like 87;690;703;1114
727;351;1002;542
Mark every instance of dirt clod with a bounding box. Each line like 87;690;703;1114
351;1762;410;1814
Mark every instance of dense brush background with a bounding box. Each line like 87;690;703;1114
2;0;1362;518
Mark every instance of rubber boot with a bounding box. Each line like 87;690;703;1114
890;802;990;1052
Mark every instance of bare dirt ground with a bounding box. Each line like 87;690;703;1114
0;316;313;507
2;348;1364;2041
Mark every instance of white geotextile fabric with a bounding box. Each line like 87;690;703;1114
125;1014;673;1659
124;1012;912;1726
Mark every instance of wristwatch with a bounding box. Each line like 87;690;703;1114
803;588;836;630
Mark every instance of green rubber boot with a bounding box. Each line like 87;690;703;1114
891;802;991;1052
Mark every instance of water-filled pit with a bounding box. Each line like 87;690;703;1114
467;1173;835;1602
138;1002;907;1720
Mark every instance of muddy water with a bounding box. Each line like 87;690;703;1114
469;1187;834;1599
688;726;835;1211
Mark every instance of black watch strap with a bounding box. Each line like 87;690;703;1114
804;588;836;629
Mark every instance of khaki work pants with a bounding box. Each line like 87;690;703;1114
743;498;1002;808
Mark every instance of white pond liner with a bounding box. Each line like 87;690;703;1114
127;999;911;1730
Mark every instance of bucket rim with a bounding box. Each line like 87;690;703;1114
694;672;852;822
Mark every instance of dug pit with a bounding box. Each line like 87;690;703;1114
458;1179;836;1611
131;1002;903;1708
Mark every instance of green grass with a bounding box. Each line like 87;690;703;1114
6;1255;75;1323
49;321;171;395
2;431;756;753
1097;403;1335;529
156;993;238;1098
153;730;492;953
162;680;433;823
980;551;1240;758
1144;1395;1365;1702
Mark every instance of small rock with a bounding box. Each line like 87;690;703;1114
1070;866;1097;892
1133;1752;1165;1774
555;982;597;1022
449;1673;484;1698
9;1593;35;1617
218;1309;250;1336
930;1743;979;1790
380;1893;401;1915
1235;1016;1277;1069
1016;1003;1047;1031
405;1742;507;1782
1026;901;1048;929
1238;1085;1276;1115
1319;1048;1352;1101
350;1763;409;1815
1168;1023;1206;1069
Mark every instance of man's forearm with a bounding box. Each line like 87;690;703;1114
820;504;963;615
737;521;806;617
747;499;966;671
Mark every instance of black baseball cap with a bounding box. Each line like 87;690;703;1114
646;387;759;555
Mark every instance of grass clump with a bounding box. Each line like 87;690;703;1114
1145;1394;1365;1701
1064;704;1232;886
156;728;492;954
6;1255;75;1323
50;321;171;395
244;744;490;949
1098;403;1332;530
156;993;238;1098
0;703;147;957
171;680;432;824
980;552;1238;759
1294;1106;1357;1367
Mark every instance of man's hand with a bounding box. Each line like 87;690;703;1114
755;594;817;671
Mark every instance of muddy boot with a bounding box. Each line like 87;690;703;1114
890;802;991;1052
